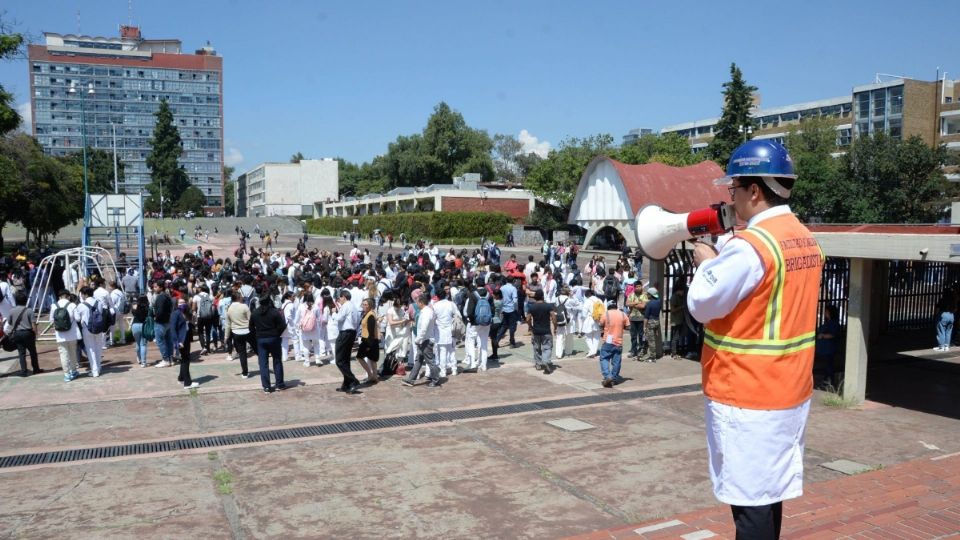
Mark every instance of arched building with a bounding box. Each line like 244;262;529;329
567;157;729;249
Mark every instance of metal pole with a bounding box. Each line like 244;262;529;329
112;122;119;194
78;84;90;277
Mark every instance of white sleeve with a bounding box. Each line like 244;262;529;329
686;237;764;324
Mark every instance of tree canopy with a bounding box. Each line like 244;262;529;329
62;147;125;194
707;63;757;167
524;134;615;208
144;99;191;214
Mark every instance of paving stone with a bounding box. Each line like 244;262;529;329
821;459;875;475
546;417;597;432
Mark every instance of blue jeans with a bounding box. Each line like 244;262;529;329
257;336;285;390
937;311;954;348
131;322;148;364
599;342;622;381
154;322;174;360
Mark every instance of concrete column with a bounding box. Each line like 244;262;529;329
648;259;666;290
843;257;874;403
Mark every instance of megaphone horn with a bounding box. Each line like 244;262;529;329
634;203;736;261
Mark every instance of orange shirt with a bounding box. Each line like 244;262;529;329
601;309;630;347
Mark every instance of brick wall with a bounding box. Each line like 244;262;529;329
903;80;938;146
441;197;530;221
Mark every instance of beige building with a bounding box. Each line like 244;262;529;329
237;159;339;218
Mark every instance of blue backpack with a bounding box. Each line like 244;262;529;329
474;293;492;326
87;300;110;334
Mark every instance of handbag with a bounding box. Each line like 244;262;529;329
0;310;28;352
142;307;156;341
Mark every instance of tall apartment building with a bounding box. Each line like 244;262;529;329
641;76;960;155
236;159;339;218
27;26;225;210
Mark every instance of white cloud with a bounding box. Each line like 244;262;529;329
16;102;31;133
518;129;550;158
224;147;245;167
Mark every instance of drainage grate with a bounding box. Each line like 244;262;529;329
0;383;700;470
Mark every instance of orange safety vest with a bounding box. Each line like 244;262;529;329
701;212;823;410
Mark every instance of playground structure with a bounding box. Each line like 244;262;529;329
26;194;146;341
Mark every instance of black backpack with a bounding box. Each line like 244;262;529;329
53;303;73;332
555;299;568;327
603;276;620;300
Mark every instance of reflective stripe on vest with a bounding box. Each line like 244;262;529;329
703;225;816;356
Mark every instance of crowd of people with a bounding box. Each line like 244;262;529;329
0;232;688;392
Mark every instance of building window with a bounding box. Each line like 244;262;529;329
837;128;852;147
889;118;902;140
856;93;870;119
871;89;886;118
889;86;903;115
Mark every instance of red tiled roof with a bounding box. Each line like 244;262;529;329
607;159;729;215
809;224;960;234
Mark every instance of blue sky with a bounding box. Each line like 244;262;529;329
2;0;959;173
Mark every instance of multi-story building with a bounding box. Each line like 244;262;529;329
236;159;339;218
642;76;960;155
27;26;224;210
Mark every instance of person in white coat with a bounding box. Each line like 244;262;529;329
106;281;127;346
554;286;574;359
581;289;602;358
50;289;81;381
297;293;324;364
279;292;299;363
74;286;105;377
570;281;587;336
432;290;459;377
321;294;338;360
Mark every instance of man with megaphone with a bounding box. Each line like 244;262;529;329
685;140;823;539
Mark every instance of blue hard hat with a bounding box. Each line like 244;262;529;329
714;140;797;185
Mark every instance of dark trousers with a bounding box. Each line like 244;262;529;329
232;333;256;376
257;336;284;390
13;330;40;373
489;322;501;357
731;502;782;540
197;317;215;351
406;339;439;383
335;330;359;389
496;311;519;345
629;319;644;355
178;331;193;386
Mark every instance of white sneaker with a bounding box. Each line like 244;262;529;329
184;382;199;389
225;354;234;362
155;360;171;368
934;346;944;351
303;360;311;367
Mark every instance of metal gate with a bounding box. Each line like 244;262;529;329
661;250;851;338
886;261;960;330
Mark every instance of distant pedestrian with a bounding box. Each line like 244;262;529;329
251;295;287;393
525;290;557;374
5;291;41;377
599;301;629;388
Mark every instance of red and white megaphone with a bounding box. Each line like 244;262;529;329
634;203;737;260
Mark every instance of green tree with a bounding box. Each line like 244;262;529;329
614;132;702;166
145;99;191;215
61;147;125;194
524;133;615;209
290;151;305;163
176;186;206;214
492;133;523;183
0;26;23;136
223;165;235;216
841;134;952;223
707;63;757;167
784;118;847;222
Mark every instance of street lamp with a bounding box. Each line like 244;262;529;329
68;81;94;254
738;124;753;142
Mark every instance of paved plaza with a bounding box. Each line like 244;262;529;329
0;231;959;539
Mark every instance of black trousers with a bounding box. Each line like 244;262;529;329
178;328;193;386
335;330;359;389
232;333;256;376
197;317;215;351
13;330;40;373
731;502;782;540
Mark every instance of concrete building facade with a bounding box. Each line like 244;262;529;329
237;159;339;218
639;76;960;156
27;26;225;210
316;174;535;222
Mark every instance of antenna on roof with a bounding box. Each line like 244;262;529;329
76;9;81;34
129;0;133;26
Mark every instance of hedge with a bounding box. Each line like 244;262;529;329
305;211;513;243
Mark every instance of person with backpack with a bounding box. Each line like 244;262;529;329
75;286;106;377
525;290;557;374
297;292;323;365
4;290;41;377
642;287;663;362
151;281;176;368
130;294;151;368
50;289;81;380
626;282;648;359
192;285;216;355
554;286;573;360
602;268;621;307
464;281;493;372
